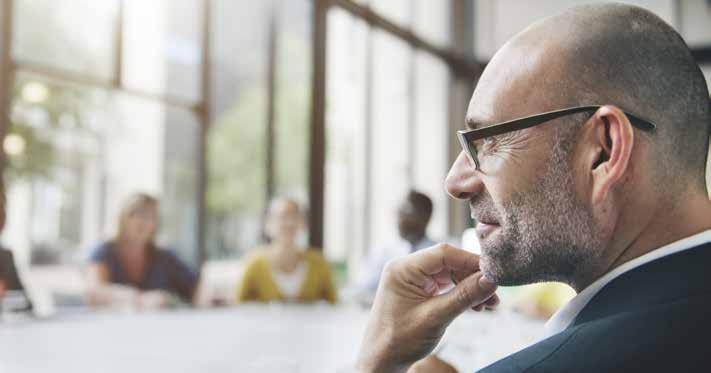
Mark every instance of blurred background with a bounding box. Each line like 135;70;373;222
0;0;709;372
2;0;709;299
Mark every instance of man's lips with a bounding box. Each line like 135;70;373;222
471;212;499;226
475;221;499;237
474;218;498;225
470;203;500;237
471;211;500;237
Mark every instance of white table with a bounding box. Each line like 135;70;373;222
0;304;544;373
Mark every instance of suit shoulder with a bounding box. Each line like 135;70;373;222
479;326;582;373
482;294;711;372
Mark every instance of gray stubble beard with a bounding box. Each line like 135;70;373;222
478;136;605;289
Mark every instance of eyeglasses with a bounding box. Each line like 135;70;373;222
457;105;657;171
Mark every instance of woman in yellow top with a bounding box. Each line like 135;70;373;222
236;198;337;304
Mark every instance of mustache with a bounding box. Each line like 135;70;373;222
469;195;501;225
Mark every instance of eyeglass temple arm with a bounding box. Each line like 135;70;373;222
459;105;655;140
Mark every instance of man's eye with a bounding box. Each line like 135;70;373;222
470;139;484;153
482;137;497;149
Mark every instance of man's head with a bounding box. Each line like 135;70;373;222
398;190;433;244
445;3;711;290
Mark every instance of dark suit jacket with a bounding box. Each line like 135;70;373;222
480;242;711;372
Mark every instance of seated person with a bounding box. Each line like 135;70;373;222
0;180;32;312
87;193;198;309
236;198;336;304
356;190;436;301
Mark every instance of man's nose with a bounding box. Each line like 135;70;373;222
445;151;484;200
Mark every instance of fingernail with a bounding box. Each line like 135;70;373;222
479;275;497;292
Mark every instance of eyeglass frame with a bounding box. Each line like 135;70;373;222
457;105;657;171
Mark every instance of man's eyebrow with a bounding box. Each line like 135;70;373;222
464;116;486;130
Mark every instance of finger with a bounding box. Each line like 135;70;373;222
431;271;497;320
473;294;499;311
450;269;466;284
472;293;499;311
406;243;480;279
485;294;500;307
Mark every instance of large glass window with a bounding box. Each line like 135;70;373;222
2;0;469;283
5;73;111;266
154;105;200;265
413;0;450;47
324;8;369;266
274;0;312;204
370;0;411;28
12;0;119;80
369;0;450;47
4;72;199;267
206;0;313;260
4;0;207;279
205;0;271;260
122;0;204;103
369;29;411;246
413;51;449;240
324;1;461;279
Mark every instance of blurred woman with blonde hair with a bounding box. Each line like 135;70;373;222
236;197;337;304
87;193;197;309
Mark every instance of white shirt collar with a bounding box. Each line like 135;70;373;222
271;261;307;299
544;229;711;337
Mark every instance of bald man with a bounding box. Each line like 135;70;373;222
357;3;711;373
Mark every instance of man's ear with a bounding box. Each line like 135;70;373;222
585;105;635;204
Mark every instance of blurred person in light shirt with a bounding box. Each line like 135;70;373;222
355;190;436;305
236;197;337;304
86;193;198;310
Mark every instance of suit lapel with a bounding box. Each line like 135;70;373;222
572;243;711;328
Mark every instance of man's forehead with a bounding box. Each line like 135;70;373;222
465;73;533;129
464;72;519;129
464;88;531;130
464;67;569;129
463;30;572;130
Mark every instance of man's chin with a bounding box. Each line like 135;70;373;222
479;245;529;286
478;253;500;284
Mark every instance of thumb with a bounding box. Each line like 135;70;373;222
431;272;497;320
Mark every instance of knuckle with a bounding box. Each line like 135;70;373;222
382;259;402;279
455;284;477;306
432;242;453;255
435;242;452;251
